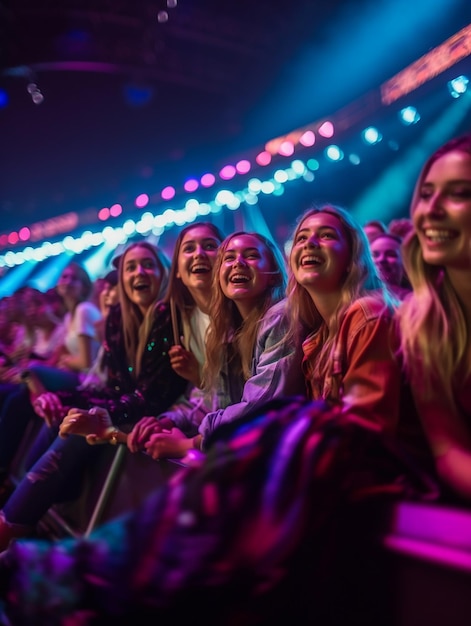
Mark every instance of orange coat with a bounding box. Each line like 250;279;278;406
302;295;401;433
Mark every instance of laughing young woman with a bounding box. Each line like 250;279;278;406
126;221;225;445
0;241;187;550
396;133;471;501
59;222;225;449
62;231;306;458
289;204;401;428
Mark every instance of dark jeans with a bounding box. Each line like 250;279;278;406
3;429;104;526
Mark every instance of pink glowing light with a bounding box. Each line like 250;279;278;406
110;204;122;217
255;151;272;166
184;178;199;193
300;130;315;147
7;232;19;245
135;193;149;208
98;208;110;221
200;173;216;187
219;165;236;180
278;141;295;157
19;227;31;241
318;121;334;138
236;159;251;174
161;186;176;201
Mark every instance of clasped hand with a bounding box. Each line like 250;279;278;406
59;406;114;444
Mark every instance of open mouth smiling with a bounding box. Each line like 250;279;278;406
229;273;250;284
133;282;151;291
191;263;211;274
423;228;458;242
300;255;323;267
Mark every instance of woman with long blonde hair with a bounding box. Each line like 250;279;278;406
133;230;306;457
126;222;224;447
396;133;471;501
289;203;400;428
0;239;187;550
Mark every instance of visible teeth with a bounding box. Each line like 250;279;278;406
301;255;322;266
230;274;250;283
191;264;210;273
424;229;455;242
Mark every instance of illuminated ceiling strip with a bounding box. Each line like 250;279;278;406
381;23;471;105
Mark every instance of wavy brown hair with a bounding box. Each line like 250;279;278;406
162;222;225;324
117;240;171;378
287;204;397;385
203;231;287;390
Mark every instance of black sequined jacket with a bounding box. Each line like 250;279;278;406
55;301;187;427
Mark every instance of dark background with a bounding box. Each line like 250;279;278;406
1;0;471;244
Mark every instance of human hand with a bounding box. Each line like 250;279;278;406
127;416;175;453
144;428;193;460
59;406;114;444
168;345;201;387
32;392;65;427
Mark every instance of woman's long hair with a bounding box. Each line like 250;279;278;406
397;134;471;406
287;204;396;384
162;222;224;324
203;231;287;389
117;240;171;377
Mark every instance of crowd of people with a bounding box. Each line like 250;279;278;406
0;133;468;623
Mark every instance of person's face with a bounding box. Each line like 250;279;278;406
57;267;85;302
176;226;220;297
100;281;119;317
219;234;276;319
291;212;351;298
413;150;471;271
122;246;163;315
370;236;404;286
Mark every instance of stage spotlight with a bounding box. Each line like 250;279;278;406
398;106;420;125
361;127;382;145
448;75;469;98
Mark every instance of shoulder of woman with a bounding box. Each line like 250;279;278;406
345;294;394;323
261;298;289;324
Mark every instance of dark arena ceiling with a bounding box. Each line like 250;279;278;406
1;0;471;251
